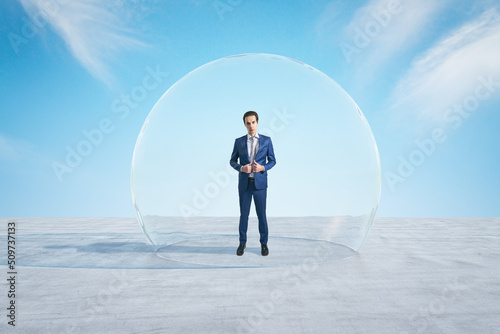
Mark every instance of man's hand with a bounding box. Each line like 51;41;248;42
252;160;264;173
241;163;252;173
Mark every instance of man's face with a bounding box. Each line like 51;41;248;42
244;115;258;135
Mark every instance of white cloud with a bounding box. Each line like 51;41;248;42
339;0;447;81
390;9;500;127
0;134;37;161
314;1;347;36
18;0;148;85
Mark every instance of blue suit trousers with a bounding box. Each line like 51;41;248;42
238;178;268;245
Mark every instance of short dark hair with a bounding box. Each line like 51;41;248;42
243;111;259;123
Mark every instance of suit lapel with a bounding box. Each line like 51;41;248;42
242;136;250;163
255;134;264;158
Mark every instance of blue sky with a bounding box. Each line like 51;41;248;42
1;0;499;217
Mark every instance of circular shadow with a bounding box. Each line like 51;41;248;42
155;235;356;268
16;233;356;269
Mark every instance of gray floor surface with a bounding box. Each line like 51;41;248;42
1;217;499;333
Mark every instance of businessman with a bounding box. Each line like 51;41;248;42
230;111;276;256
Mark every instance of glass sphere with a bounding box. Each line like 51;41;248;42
131;53;381;267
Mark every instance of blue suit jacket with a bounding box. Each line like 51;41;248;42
230;134;276;191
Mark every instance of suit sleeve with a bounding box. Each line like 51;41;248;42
263;137;276;172
230;139;242;172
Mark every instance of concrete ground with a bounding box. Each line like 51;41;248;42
1;217;499;333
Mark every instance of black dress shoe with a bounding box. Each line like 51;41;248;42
236;244;246;256
261;244;269;256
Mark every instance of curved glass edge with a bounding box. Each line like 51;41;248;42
134;214;378;253
153;235;358;268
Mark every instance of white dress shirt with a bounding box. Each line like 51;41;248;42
240;133;265;177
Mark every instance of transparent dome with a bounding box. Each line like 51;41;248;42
131;53;381;267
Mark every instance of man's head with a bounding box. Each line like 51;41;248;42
243;111;259;136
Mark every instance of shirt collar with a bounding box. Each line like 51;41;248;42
247;133;259;140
